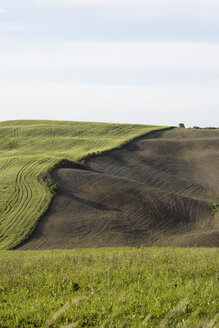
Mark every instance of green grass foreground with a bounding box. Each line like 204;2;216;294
0;248;218;327
0;120;164;250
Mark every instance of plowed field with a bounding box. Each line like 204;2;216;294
0;120;162;249
20;128;219;249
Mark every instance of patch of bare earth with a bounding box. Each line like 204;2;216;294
19;128;219;249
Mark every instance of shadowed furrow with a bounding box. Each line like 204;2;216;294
0;121;163;249
19;128;219;249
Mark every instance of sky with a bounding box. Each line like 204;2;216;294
0;0;219;127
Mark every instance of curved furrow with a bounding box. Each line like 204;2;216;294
0;161;36;233
0;158;56;248
0;158;16;172
19;128;219;249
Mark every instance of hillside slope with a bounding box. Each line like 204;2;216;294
19;128;219;249
0;120;163;249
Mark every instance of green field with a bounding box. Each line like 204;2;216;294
0;121;218;327
0;120;164;250
0;247;218;327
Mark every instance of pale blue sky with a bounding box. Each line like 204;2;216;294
0;0;219;126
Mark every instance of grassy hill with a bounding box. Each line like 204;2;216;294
0;120;164;249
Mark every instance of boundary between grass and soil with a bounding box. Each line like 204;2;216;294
16;126;174;249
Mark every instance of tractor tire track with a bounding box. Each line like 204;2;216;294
19;128;219;249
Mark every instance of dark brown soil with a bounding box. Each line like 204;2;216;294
19;128;219;249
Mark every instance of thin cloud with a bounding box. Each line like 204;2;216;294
0;41;219;70
35;0;219;19
35;0;218;4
